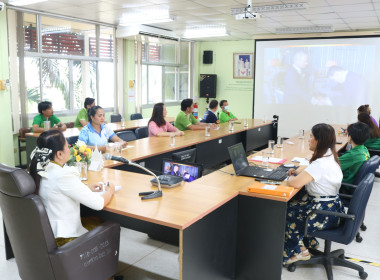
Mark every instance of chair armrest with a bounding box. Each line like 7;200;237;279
304;209;355;237
339;193;353;200
341;182;358;190
49;221;120;280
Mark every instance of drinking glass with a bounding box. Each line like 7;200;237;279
43;121;50;131
114;142;122;155
268;140;275;154
169;133;175;146
277;136;283;148
121;118;125;128
244;118;249;128
205;125;211;137
262;151;269;168
298;129;304;139
229;121;234;131
76;161;87;181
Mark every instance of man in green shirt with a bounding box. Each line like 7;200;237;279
74;97;95;127
219;100;238;123
32;101;66;133
174;99;209;131
339;122;370;185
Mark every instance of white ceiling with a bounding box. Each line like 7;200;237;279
5;0;380;40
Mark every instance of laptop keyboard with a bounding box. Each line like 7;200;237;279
242;165;298;181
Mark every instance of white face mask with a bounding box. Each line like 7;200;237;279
224;105;229;111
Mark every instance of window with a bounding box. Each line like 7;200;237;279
137;38;192;106
18;12;115;117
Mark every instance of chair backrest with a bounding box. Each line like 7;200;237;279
0;164;57;279
65;122;74;128
342;173;374;244
19;127;32;140
66;135;79;146
135;126;149;139
130;113;143;120
116;130;137;142
352;155;380;185
110;113;122;123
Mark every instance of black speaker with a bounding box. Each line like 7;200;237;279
203;51;213;64
200;74;217;98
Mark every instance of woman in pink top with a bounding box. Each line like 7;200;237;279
148;103;185;137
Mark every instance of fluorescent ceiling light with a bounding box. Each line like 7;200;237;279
183;26;229;39
8;0;48;6
119;10;175;26
276;25;334;34
231;2;307;15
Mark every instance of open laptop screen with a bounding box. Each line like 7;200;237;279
162;159;202;182
227;142;250;174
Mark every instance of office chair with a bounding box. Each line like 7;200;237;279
339;155;380;242
110;113;122;123
130;113;143;120
116;130;137;142
17;127;31;168
287;173;374;280
0;164;121;280
135;126;149;139
66;135;79;146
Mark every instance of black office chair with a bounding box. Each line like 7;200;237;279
339;155;380;242
288;173;374;280
0;164;121;280
110;113;122;123
116;130;137;142
66;135;79;146
130;113;143;120
135;126;149;139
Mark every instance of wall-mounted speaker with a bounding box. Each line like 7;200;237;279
203;50;213;64
200;74;217;98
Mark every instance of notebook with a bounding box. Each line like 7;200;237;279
248;184;294;197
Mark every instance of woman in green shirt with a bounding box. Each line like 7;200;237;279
358;112;380;150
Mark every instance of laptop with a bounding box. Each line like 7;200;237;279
227;143;294;181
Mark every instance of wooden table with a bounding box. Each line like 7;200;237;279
25;117;175;165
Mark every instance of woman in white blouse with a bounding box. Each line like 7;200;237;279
283;123;344;264
29;130;115;246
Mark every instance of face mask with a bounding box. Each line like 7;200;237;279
224;106;229;111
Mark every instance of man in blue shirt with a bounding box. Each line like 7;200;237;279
202;100;218;123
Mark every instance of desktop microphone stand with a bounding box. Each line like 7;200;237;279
128;162;163;200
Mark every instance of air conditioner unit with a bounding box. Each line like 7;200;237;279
116;25;178;41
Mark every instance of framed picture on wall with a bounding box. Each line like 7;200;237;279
233;53;253;79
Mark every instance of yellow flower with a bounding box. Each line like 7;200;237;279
85;148;92;155
73;149;77;156
79;145;86;153
76;155;81;162
290;223;296;230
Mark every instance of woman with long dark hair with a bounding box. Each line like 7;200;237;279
283;123;344;264
78;105;127;152
29;130;115;246
358;112;380;150
357;104;378;127
148;103;184;137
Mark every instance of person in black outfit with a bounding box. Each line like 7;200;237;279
202;100;218;123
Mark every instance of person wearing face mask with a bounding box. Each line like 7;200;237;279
219;100;238;123
202;100;219;123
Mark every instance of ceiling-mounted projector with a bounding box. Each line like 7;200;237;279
235;12;260;20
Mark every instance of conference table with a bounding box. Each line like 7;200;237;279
24;117;175;165
7;120;350;279
82;123;346;280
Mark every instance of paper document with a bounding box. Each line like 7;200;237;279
249;156;286;164
291;157;309;166
94;185;122;195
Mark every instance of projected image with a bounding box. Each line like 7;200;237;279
163;161;201;182
262;45;375;106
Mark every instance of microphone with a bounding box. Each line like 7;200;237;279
103;153;162;200
104;153;131;164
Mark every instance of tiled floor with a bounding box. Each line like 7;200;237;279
1;178;379;279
